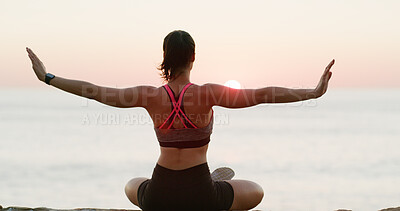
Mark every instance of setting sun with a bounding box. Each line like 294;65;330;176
224;80;241;89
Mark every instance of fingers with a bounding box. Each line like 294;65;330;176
26;47;34;61
326;59;335;69
26;47;35;55
320;59;334;83
27;52;35;64
28;53;33;61
26;47;42;65
26;47;38;59
324;59;335;75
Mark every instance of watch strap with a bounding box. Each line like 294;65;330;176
45;73;55;85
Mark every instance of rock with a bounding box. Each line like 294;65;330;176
1;206;399;211
380;207;400;211
0;207;140;211
334;207;400;211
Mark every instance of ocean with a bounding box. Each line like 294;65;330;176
0;88;399;211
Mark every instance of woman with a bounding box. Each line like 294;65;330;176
27;30;334;210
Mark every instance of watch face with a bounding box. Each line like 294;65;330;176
47;73;55;78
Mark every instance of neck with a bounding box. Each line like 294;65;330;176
168;70;191;85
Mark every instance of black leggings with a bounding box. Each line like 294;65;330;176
137;163;234;211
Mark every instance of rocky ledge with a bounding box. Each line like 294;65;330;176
0;207;139;211
334;208;400;211
1;206;400;211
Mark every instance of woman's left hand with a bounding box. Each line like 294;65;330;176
314;59;334;98
26;47;47;82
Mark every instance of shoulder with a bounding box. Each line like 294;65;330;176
195;83;224;92
201;83;228;96
137;85;169;102
125;85;162;108
191;83;227;106
188;83;218;97
133;85;162;95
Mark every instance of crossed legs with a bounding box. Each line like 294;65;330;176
124;177;263;210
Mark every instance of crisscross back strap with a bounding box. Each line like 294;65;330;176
158;83;198;129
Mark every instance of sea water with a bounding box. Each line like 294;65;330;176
0;88;399;211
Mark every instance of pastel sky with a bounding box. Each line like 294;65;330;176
1;0;399;88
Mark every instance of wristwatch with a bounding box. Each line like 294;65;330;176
45;73;55;85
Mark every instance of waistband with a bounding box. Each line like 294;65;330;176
151;163;211;187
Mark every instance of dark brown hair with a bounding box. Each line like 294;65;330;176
158;30;195;82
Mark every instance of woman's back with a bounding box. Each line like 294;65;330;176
148;83;213;129
146;82;213;170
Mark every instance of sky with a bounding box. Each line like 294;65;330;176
1;0;399;88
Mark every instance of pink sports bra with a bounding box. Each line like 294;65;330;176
153;83;214;148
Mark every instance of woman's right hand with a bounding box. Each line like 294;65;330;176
314;59;334;98
26;47;47;82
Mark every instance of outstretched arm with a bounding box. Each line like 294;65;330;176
26;47;152;108
206;59;334;108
